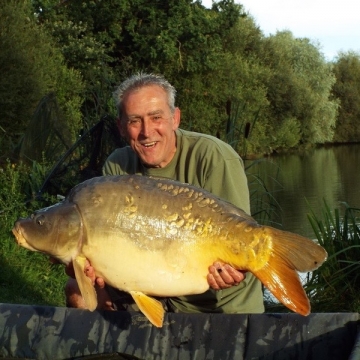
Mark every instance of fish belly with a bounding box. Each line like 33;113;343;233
81;237;210;297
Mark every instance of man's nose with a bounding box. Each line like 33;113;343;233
140;118;151;137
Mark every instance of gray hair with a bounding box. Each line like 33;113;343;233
113;73;177;117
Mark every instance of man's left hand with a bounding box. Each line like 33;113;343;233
207;262;246;290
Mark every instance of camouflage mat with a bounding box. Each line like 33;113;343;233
0;304;359;360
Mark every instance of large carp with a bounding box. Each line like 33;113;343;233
12;175;327;327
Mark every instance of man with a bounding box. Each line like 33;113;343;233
66;73;264;314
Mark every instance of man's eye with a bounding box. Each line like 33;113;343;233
128;119;141;125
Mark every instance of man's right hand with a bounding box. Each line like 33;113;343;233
64;259;114;310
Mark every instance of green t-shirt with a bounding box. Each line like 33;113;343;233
102;129;264;313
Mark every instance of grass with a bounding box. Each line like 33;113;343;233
0;159;67;307
0;235;67;306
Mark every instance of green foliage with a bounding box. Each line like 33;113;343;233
246;159;282;226
306;202;360;312
260;31;339;146
224;98;262;156
36;0;243;123
33;0;270;147
173;18;269;155
0;0;84;157
274;117;302;148
332;51;360;142
0;161;28;223
0;159;66;307
18;94;72;164
38;1;115;124
0;159;54;220
29;0;347;155
2;0;356;162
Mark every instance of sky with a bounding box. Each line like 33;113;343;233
201;0;360;61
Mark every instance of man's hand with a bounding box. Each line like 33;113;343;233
63;258;113;310
207;262;246;290
64;259;106;289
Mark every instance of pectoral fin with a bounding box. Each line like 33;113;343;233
73;255;97;311
130;291;164;328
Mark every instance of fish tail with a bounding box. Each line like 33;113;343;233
251;227;327;316
254;254;311;315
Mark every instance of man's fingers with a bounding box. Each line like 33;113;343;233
207;262;247;290
208;264;233;289
95;277;106;289
207;273;221;290
84;260;107;289
84;261;97;285
66;258;105;290
224;265;246;283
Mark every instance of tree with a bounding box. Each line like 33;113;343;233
34;0;259;140
0;0;84;159
28;1;343;156
332;51;360;142
260;31;338;147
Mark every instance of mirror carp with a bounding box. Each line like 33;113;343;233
12;175;327;327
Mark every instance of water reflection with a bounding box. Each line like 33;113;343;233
246;144;360;238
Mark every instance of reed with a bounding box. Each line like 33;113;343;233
306;202;360;312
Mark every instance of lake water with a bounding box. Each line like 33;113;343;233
246;143;360;239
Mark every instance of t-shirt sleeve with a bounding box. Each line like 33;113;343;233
205;158;250;215
102;150;124;176
195;141;250;215
102;147;139;176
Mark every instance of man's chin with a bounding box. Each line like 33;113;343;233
140;157;161;168
137;146;170;168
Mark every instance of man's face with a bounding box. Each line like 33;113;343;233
118;85;180;168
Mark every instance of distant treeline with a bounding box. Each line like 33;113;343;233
1;0;360;160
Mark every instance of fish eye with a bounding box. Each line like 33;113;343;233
35;215;45;226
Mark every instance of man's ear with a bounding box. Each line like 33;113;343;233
172;107;181;130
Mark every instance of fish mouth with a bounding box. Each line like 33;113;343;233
12;226;37;251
